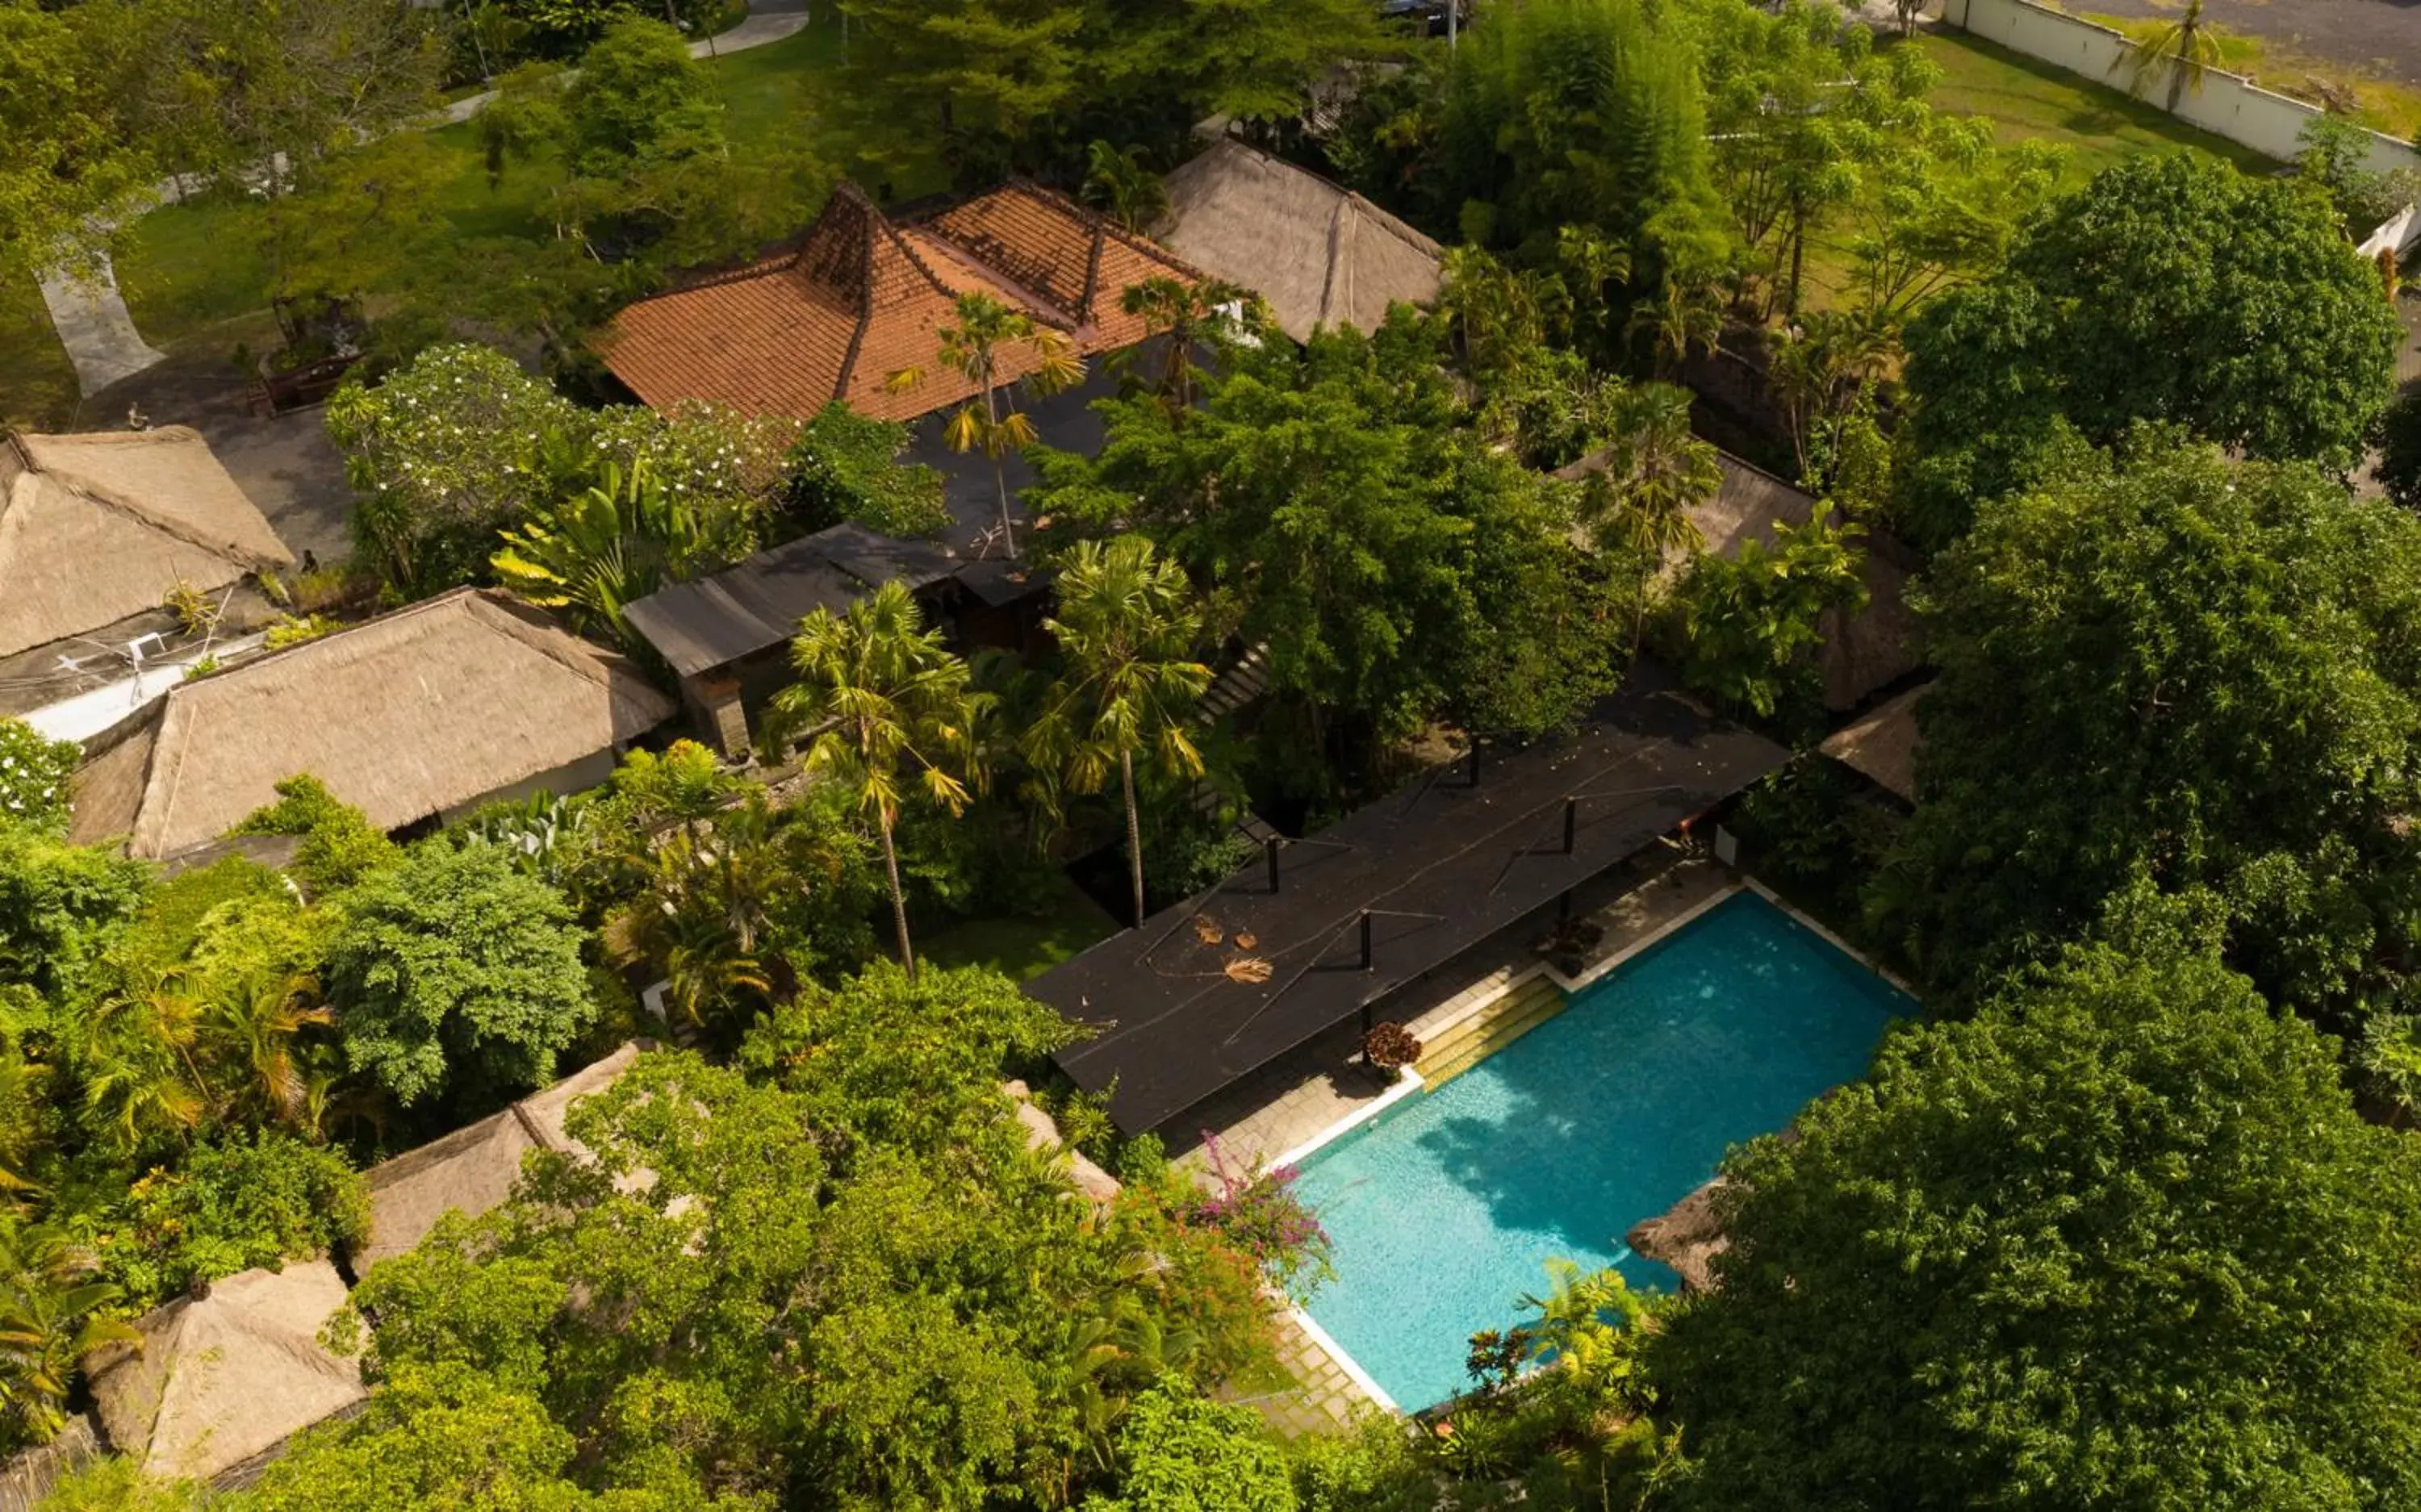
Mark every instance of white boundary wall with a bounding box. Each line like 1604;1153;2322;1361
1941;0;2421;178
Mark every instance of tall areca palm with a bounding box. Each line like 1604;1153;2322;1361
889;292;1085;559
81;970;208;1158
772;582;986;979
1599;383;1720;558
1030;537;1210;929
2115;0;2223;112
1;1222;136;1447
1118;276;1249;416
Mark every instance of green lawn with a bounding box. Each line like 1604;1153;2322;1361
1911;29;2277;182
922;871;1119;984
1795;27;2279;311
7;18;873;426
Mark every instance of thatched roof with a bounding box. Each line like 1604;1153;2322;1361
1819;682;1929;802
1156;139;1444;345
1625;1178;1729;1293
1553;449;1920;712
359;1043;643;1272
87;1261;364;1486
0;428;292;661
68;590;675;859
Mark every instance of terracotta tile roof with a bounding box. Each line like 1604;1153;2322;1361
598;181;1202;424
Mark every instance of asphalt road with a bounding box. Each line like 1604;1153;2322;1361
2080;0;2421;90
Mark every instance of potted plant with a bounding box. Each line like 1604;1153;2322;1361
1363;1021;1423;1079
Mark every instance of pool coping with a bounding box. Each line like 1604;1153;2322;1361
1271;871;1912;1419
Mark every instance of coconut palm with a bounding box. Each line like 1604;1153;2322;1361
0;1222;137;1447
889;292;1086;559
2114;0;2223;112
1030;538;1211;929
80;970;208;1157
772;582;986;979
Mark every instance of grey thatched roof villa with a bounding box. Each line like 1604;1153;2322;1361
69;589;675;860
1156;138;1445;345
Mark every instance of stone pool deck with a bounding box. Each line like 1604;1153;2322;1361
1201;853;1738;1434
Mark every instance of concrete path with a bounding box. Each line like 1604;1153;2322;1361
40;0;816;393
38;254;169;399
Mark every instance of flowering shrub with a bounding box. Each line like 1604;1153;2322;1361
326;344;586;593
1363;1021;1422;1071
589;400;799;511
0;719;77;833
1187;1132;1336;1302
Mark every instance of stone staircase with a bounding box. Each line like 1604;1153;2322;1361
1411;974;1566;1089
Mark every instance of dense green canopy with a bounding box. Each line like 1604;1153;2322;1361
1654;896;2421;1510
1876;435;2421;1016
1900;155;2401;546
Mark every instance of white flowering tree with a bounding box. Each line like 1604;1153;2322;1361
0;720;78;834
327;344;587;595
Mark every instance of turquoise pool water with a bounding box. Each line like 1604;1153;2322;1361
1293;890;1907;1411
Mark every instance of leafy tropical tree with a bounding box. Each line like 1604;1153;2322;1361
2114;0;2224;112
1877;436;2421;1016
1031;538;1211;927
325;843;596;1109
616;787;875;1041
0;721;79;834
1651;897;2421;1511
0;0;145;285
1080;1386;1294;1512
772;582;988;979
2378;382;2421;512
889;291;1086;558
1670;514;1864;719
1030;311;1632;774
1899;153;2399;547
0;1219;136;1452
492;459;758;652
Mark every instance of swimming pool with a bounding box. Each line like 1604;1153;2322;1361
1292;889;1907;1411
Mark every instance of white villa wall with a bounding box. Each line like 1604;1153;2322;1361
1941;0;2421;179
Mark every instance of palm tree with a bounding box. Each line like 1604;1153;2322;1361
771;582;986;979
1080;141;1167;235
1030;538;1211;929
1118;277;1250;416
200;969;336;1134
1588;384;1718;559
2114;0;2223;113
1630;270;1725;379
889;292;1086;559
0;1222;137;1447
81;970;208;1157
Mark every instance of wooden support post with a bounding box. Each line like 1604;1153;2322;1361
1359;910;1373;971
1562;796;1578;855
1559;888;1573;921
1466;742;1481;787
1266;836;1281;894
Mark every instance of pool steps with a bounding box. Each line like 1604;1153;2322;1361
1413;975;1566;1089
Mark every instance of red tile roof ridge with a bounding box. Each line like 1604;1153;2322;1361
997;177;1215;290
